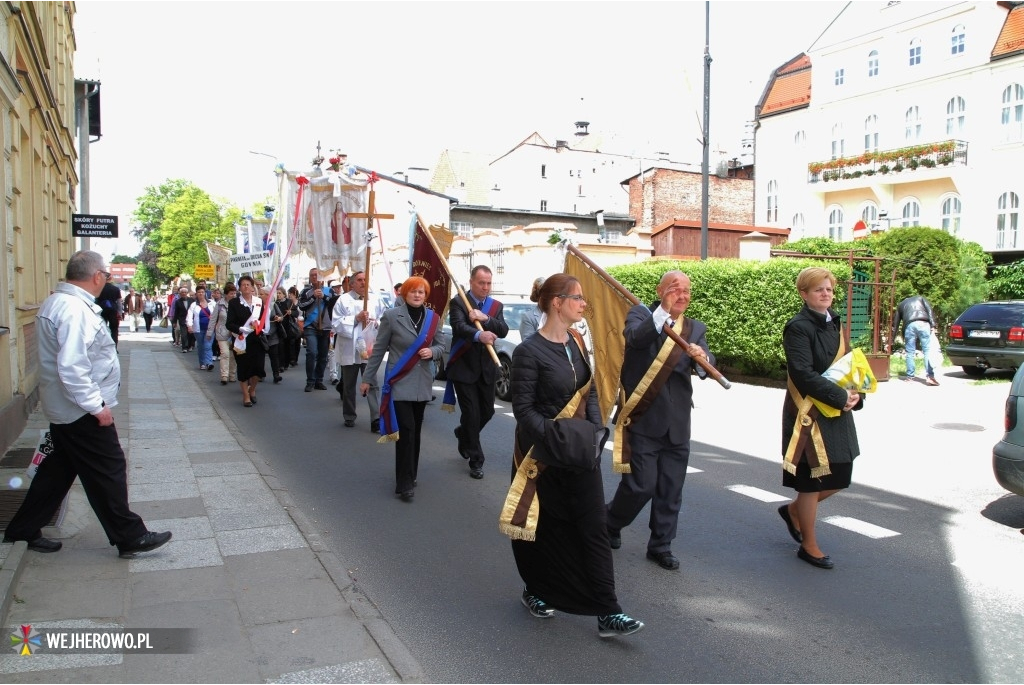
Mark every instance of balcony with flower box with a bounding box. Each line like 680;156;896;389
807;140;968;186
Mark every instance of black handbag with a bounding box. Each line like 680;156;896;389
257;333;270;351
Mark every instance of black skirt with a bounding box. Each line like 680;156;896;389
783;458;853;492
233;332;267;382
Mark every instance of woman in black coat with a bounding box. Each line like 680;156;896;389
779;266;863;570
226;275;267;407
508;273;643;639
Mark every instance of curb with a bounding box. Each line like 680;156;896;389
0;540;27;629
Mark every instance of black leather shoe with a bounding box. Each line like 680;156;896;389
797;546;834;569
399;490;414;502
469;468;484;480
778;504;803;544
454;427;468;459
370;419;380;433
314;382;328;390
305;384;314;392
118;531;172;559
646;550;680;570
344;419;355;428
4;536;62;553
273;376;283;383
608;527;621;550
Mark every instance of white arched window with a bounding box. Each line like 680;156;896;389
827;206;844;241
861;203;879;226
909;38;922;66
766;180;778;223
905;106;922;141
997;192;1020;249
868;50;879;77
793;130;806;147
951;24;965;55
864;114;879;152
946;96;966;136
1001;84;1024;142
900;199;921;227
941;195;962;234
831;123;845;159
792;213;805;238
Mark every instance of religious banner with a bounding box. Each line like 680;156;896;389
563;246;634;423
286;166;370;273
410;216;455;319
234;222;250;254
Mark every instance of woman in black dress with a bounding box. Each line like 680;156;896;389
226;275;267;407
508;273;644;638
779;266;863;570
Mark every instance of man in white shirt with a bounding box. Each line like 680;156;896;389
3;251;172;558
332;271;385;430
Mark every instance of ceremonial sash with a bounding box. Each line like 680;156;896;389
498;330;589;541
612;317;689;474
233;298;262;355
442;296;501;412
782;335;847;479
378;309;440;443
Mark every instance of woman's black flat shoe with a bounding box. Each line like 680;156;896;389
797;546;834;569
778;504;802;543
243;401;253;408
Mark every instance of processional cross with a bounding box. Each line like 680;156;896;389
347;181;394;314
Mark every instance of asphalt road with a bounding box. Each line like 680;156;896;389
195;348;1023;683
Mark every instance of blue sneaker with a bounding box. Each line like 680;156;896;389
598;613;644;637
521;589;554;618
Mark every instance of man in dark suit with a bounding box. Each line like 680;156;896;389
606;270;714;571
447;265;508;479
96;274;123;349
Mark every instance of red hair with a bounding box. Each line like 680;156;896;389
400;276;430;299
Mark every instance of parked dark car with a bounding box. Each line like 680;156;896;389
993;363;1024;496
946;301;1024;377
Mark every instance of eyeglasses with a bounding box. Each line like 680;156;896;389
97;270;110;280
558;294;587;303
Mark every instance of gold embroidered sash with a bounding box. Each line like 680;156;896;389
782;335;847;479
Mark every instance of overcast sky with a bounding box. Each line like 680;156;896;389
73;0;847;256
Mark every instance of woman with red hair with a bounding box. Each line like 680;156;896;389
361;277;446;501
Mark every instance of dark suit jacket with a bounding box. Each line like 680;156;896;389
446;294;509;385
620;303;712;444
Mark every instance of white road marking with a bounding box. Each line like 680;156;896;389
726;485;789;503
821;515;901;538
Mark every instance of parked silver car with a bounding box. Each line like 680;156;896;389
436;298;535;401
993;362;1024;496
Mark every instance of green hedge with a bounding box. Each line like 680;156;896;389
606;258;852;377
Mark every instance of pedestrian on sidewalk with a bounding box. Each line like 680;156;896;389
125;287;143;333
779;267;863;571
890;293;940;385
96;273;122;350
2;250;172;557
187;286;214;370
334;271;384;430
142;292;156;332
210;282;237;385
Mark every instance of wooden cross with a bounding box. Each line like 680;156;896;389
348;186;394;313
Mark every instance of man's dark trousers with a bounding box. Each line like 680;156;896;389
304;328;331;384
454;378;495;471
5;414;147;545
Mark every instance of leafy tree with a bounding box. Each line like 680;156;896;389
111;254;136;264
131;179;195;283
131;262;156;294
152;186;239;279
989;259;1024;300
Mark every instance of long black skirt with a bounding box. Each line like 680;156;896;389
783;458;853;492
511;463;621;616
233;332;267;382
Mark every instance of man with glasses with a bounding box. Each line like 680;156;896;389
605;270;714;571
446;265;509;479
3;251;172;558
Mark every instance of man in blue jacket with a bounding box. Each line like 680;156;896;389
298;267;332;392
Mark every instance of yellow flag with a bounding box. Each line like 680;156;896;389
563;248;634;423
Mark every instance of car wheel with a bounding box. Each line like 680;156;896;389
495;354;512;401
961;365;986;377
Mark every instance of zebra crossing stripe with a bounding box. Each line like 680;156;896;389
726;485;789;503
821;515;900;538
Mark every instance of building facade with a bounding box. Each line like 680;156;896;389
755;1;1024;259
0;2;79;452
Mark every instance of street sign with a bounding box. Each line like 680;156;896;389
194;264;215;280
229;250;272;274
72;213;118;238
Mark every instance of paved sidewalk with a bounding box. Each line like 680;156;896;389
0;334;423;683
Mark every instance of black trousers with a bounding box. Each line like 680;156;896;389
4;414;147;546
393;400;426;493
453;377;496;470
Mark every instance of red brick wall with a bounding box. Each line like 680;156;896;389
627;169;754;232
